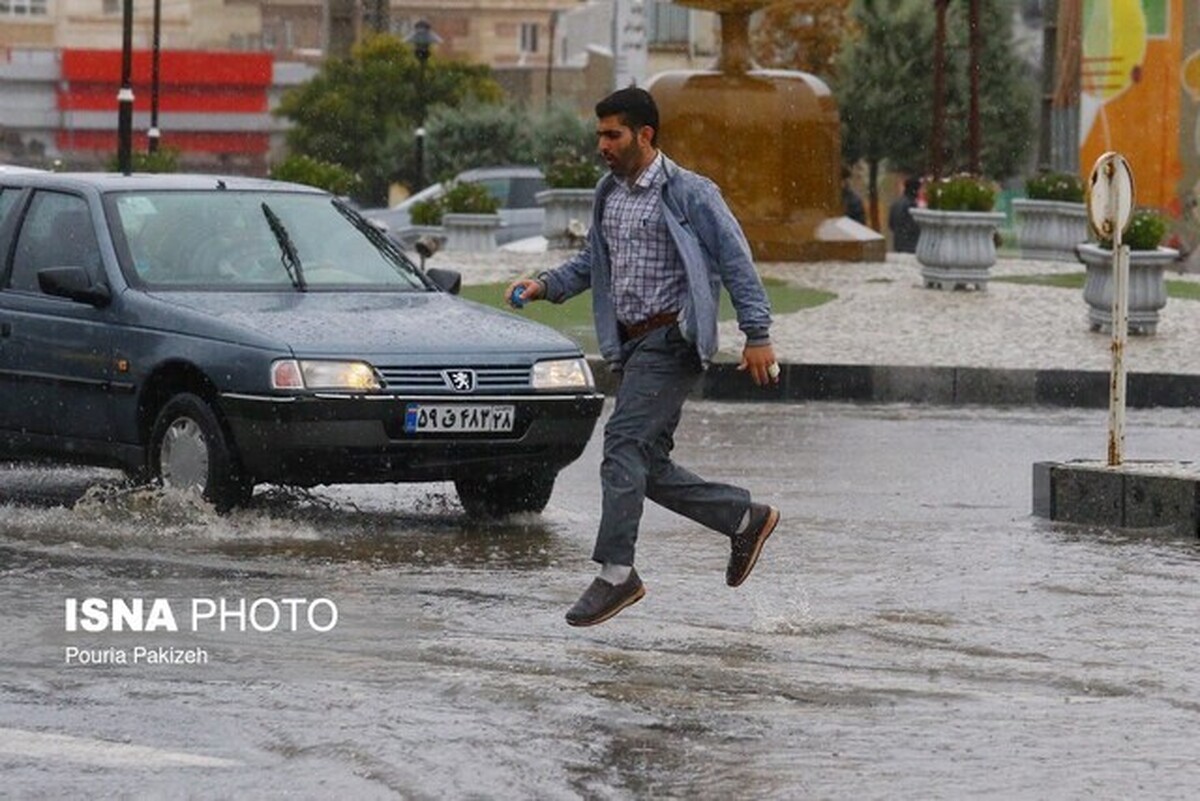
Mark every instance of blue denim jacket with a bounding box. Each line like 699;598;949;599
539;154;772;367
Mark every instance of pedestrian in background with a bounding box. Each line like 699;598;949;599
889;175;922;253
504;87;782;627
842;164;866;224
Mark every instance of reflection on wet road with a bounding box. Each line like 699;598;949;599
2;402;1199;798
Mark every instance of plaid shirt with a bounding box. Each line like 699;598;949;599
601;152;687;326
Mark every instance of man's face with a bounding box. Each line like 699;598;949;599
596;114;652;179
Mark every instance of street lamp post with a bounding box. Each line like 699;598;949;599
415;126;426;192
149;0;162;154
117;0;135;174
405;20;441;190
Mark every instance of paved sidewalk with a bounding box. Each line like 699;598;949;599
440;248;1200;380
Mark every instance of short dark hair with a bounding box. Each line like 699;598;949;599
596;87;659;146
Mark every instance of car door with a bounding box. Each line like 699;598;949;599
0;189;116;442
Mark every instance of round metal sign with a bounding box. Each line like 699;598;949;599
1086;152;1135;242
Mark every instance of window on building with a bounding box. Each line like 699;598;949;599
520;22;539;54
1;0;49;15
647;0;689;46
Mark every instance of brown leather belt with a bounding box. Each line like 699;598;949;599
619;310;679;342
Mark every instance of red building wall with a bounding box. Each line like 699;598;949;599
57;49;273;158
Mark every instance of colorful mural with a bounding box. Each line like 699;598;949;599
1182;3;1200;249
1079;0;1182;213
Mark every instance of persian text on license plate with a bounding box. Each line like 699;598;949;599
403;404;515;434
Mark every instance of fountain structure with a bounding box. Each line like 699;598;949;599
647;0;884;261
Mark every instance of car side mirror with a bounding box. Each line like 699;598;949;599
38;266;112;307
425;267;461;295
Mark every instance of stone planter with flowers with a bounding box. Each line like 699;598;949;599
537;152;601;249
1077;208;1179;335
413;181;502;252
912;173;1006;290
1012;171;1088;262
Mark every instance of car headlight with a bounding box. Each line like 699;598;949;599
531;357;594;391
271;359;381;391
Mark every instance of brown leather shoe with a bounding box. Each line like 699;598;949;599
565;569;645;627
727;504;780;587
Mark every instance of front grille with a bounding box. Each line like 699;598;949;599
376;365;531;394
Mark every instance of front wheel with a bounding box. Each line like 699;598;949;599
147;393;253;512
455;471;556;519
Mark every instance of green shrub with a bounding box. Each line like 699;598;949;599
107;147;181;174
1025;171;1084;202
410;198;443;226
543;149;602;189
1100;207;1167;251
270;154;361;196
441;181;500;215
925;173;997;212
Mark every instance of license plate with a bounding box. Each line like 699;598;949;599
403;404;515;434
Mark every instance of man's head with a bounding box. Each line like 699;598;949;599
594;87;659;179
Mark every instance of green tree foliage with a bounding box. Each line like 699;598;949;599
269;154;361;196
837;0;1033;216
107;147;181;173
423;103;536;182
422;102;595;184
837;0;933;176
275;34;503;204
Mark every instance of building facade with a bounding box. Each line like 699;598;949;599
0;1;724;171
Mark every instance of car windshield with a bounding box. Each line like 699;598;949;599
107;190;428;291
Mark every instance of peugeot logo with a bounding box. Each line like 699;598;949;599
443;369;476;393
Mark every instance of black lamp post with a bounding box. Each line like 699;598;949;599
117;0;134;174
148;0;162;154
415;126;426;191
406;19;441;119
405;20;440;190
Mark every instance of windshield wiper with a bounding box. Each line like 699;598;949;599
261;202;306;291
331;198;426;284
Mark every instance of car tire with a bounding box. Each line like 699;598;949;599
148;393;253;512
455;471;556;519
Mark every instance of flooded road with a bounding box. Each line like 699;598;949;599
2;401;1199;799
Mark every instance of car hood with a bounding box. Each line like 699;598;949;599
146;290;583;359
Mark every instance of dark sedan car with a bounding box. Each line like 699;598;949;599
0;173;603;514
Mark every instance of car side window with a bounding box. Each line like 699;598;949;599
0;187;18;224
475;178;511;208
8;191;100;293
509;177;547;209
0;188;18;272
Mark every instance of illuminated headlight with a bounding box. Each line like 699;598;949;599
531;358;594;391
271;359;381;391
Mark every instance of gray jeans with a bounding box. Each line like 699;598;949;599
592;324;750;566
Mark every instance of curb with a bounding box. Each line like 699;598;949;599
1033;460;1200;537
588;359;1200;408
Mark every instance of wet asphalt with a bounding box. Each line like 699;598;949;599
1;400;1199;799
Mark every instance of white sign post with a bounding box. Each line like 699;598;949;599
1085;152;1135;467
613;0;648;88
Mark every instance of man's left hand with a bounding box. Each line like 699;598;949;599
738;342;780;387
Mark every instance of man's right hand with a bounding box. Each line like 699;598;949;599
504;278;545;309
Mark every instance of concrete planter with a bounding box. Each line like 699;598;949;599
1077;242;1179;335
911;207;1006;290
1012;199;1088;262
536;188;593;249
443;213;500;252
